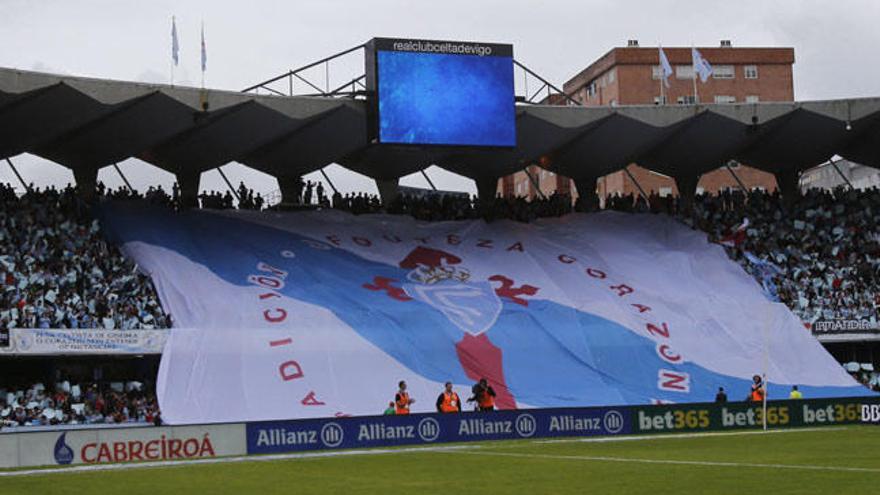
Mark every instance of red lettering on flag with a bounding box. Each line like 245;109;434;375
279;361;304;381
558;254;576;264
352;237;372;247
586;268;606;279
301;391;325;406
263;308;287;323
658;370;690;392
609;284;634;297
646;322;670;339
657;344;682;363
631;303;651;313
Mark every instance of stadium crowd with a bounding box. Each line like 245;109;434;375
0;380;160;429
684;187;880;326
0;183;169;331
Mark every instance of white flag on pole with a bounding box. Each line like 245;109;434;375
659;47;673;88
171;17;179;66
200;22;207;72
692;47;713;83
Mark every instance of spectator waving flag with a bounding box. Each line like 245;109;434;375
171;17;179;66
658;46;673;88
691;47;713;82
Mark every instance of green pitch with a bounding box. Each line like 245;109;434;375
4;426;880;494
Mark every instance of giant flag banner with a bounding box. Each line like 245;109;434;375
99;205;869;424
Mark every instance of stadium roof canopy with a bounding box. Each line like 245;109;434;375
1;67;879;200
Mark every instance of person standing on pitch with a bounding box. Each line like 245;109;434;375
749;375;766;402
436;382;462;413
468;378;497;411
395;380;415;414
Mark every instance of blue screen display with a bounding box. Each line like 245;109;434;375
377;50;516;147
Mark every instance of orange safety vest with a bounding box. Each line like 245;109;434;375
750;387;765;402
440;392;460;413
395;391;411;414
478;389;495;409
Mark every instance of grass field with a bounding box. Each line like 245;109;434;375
3;426;879;494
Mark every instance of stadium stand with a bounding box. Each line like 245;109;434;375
0;183;169;330
0;379;160;428
688;187;880;327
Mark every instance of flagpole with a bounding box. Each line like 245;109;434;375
691;44;698;104
658;44;665;105
761;308;770;432
200;21;205;89
170;16;175;86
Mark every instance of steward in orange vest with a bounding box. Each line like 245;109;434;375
468;377;497;411
435;382;461;413
395;380;415;414
749;375;765;402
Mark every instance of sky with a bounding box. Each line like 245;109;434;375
1;0;878;198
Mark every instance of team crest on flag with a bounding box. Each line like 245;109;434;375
405;280;502;336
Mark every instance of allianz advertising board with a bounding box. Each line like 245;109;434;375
247;407;630;454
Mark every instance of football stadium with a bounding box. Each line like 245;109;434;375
2;2;880;493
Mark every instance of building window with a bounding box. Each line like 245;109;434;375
696;187;705;195
586;82;597;97
713;65;735;79
677;95;697;105
745;95;760;103
659;187;673;197
744;65;758;79
676;65;694;79
653;96;668;105
652;66;663;79
714;95;736;104
607;69;616;84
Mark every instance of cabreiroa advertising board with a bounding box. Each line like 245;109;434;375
0;424;245;469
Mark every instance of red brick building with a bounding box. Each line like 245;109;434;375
501;41;795;201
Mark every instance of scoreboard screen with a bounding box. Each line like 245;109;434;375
366;38;516;147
